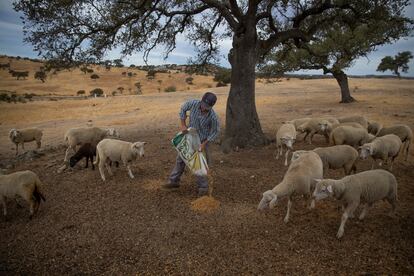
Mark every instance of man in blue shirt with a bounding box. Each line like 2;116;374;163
163;92;220;196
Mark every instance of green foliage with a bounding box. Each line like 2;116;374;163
216;81;227;87
377;51;413;77
147;70;156;79
90;88;104;97
214;69;231;84
164;86;176;92
113;59;123;67
185;76;194;85
77;90;85;95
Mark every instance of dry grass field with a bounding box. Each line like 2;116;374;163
0;58;414;274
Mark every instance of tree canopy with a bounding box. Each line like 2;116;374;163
14;0;414;147
377;51;413;78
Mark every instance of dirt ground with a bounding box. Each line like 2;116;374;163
1;78;414;274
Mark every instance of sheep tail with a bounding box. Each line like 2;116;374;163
33;178;46;202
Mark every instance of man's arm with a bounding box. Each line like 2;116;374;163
179;99;197;133
199;114;220;151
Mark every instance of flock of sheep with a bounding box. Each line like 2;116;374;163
2;126;143;218
1;114;413;239
259;115;412;238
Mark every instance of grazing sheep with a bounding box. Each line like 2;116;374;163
9;128;43;155
338;115;368;129
94;139;146;181
367;120;382;136
359;134;402;171
297;117;339;144
283;117;311;129
63;127;120;162
258;151;323;223
0;170;46;219
313;169;397;239
320;121;364;137
377;125;412;161
330;125;374;148
313;145;359;176
69;143;96;170
275;123;296;166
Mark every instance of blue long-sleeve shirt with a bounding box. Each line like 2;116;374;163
179;99;220;142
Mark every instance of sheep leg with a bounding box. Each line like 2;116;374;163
1;196;6;217
284;198;292;223
303;132;309;142
22;143;25;150
309;131;316;144
284;148;290;166
64;146;75;162
405;140;410;161
91;156;95;170
309;197;315;210
84;157;89;168
359;203;372;220
389;156;396;171
337;201;359;239
98;161;106;181
36;140;41;149
386;197;397;216
125;161;134;179
275;145;280;160
15;143;19;155
324;133;329;143
104;160;114;176
28;199;35;219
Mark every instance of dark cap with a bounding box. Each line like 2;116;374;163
201;92;217;110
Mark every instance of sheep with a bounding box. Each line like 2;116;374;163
338;115;368;129
283;117;311;129
63;127;120;162
367;120;382;136
319;121;364;137
94;139;146;181
0;170;46;219
275;123;296;166
313;145;359;176
297;117;339;144
69;143;96;170
258;151;323;223
377;124;412;161
9;128;43;155
313;169;397;239
359;134;402;171
330;125;374;148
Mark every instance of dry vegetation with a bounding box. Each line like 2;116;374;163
0;57;414;274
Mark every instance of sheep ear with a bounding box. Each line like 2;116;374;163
327;185;333;193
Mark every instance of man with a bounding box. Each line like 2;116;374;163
163;92;220;196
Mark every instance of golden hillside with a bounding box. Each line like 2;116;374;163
0;56;217;96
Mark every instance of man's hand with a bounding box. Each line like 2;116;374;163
198;141;208;152
181;125;188;134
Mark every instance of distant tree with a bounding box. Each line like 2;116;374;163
377;51;413;78
164;86;176;92
129;64;135;68
185;76;194;85
146;70;156;79
117;86;124;94
127;72;133;77
80;66;89;74
265;11;412;102
90;88;104;97
90;74;100;80
77;90;85;95
34;71;47;82
113;59;123;67
214;69;231;85
86;68;94;73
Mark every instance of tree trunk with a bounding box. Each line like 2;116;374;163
223;25;267;150
333;71;355;103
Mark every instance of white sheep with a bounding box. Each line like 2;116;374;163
94;138;146;181
297;117;339;144
258;151;323;223
367;120;382;136
319;121;364;137
0;170;46;219
338;115;368;129
283;117;311;129
63;127;120;162
313;169;397;239
377;124;412;161
275;123;296;166
330;125;374;148
359;134;402;171
313;145;359;176
9;128;43;155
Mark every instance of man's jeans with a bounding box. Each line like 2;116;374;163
168;146;210;192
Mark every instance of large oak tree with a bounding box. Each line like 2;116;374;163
14;0;412;147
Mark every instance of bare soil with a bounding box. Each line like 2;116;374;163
0;78;414;274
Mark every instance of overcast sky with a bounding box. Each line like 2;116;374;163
1;0;413;76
